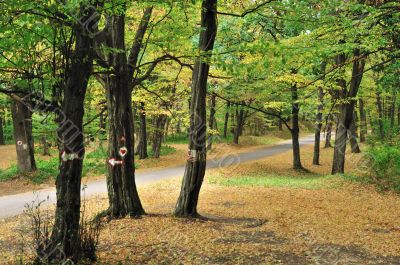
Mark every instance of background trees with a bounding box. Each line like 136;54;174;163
0;0;399;262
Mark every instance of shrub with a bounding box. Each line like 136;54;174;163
365;143;400;192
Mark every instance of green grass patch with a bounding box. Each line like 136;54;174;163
0;157;59;184
148;145;176;157
209;174;336;190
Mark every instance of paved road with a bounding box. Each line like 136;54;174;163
0;135;315;219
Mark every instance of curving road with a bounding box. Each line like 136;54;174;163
0;135;315;219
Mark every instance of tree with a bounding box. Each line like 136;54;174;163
11;98;36;173
175;0;218;217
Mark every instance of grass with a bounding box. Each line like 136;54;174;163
0;144;177;184
0;157;59;184
209;174;336;189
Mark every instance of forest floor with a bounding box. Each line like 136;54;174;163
1;144;399;264
0;131;295;196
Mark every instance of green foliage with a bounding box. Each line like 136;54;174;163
365;143;400;192
0;157;59;184
148;145;176;157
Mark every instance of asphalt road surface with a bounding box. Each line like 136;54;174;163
0;135;315;219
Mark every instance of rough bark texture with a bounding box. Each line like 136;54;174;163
332;48;366;174
207;94;216;150
390;88;396;129
376;91;385;140
349;111;361;153
11;99;36;173
49;15;95;262
233;105;245;145
41;136;50;156
359;99;367;142
324;119;333;148
223;101;230;138
105;15;144;217
175;0;217;217
152;114;168;158
0;115;5;145
137;102;148;159
291;84;303;170
313;87;324;165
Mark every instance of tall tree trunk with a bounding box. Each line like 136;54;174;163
324;118;333;148
0;115;5;145
291;84;303;170
175;0;217;217
41;136;50;156
223;101;230;138
313;87;324;165
359;98;367;142
230;103;235;135
207;94;216;150
136;102;148;159
332;49;365;174
152;114;168;158
349;111;361;153
49;14;95;261
390;87;396;129
105;15;144;217
398;105;400;126
376;91;385;140
11;99;36;173
233;105;244;144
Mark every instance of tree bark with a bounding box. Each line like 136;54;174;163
105;15;144;217
174;0;217;217
11;99;36;173
313;87;324;165
332;48;366;174
233;105;245;144
390;87;397;129
0;115;5;145
324;118;333;148
136;102;148;159
291;84;303;170
152;114;168;158
49;13;96;261
41;136;50;156
359;98;367;142
223;101;230;138
349;111;361;153
207;94;216;150
376;91;385;140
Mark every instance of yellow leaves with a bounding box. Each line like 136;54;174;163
275;73;309;87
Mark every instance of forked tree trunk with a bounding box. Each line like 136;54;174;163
152;114;168;158
349;111;361;153
291;84;303;170
11;99;36;173
49;16;96;262
313;87;324;165
137;102;148;159
359;98;367;142
175;0;217;217
223;101;230;138
105;15;144;217
332;48;365;174
207;94;216;150
0;115;5;145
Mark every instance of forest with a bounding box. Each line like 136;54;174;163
0;0;399;264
